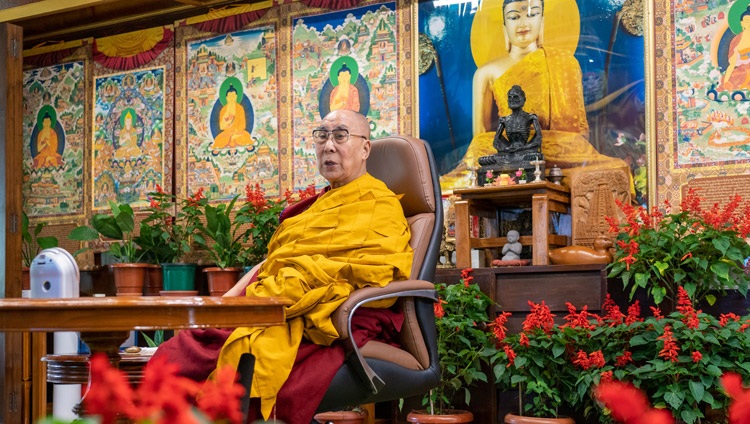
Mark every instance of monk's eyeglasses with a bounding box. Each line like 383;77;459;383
311;129;367;145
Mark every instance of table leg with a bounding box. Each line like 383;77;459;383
455;200;471;268
532;194;550;266
79;331;131;368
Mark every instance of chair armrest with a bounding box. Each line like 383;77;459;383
331;279;436;339
332;279;436;394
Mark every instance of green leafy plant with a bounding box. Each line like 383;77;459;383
493;288;750;423
194;194;254;269
21;211;58;267
141;186;206;264
607;187;750;306
68;201;143;263
241;183;287;267
140;330;164;347
425;268;498;414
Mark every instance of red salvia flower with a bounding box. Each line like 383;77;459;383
603;294;625;325
650;306;664;320
245;183;269;212
562;302;599;330
658;325;679;362
519;332;529;347
491;311;512;342
600;370;613;384
722;372;750;424
589;350;605;368
523;300;556;334
625;301;643;325
85;354;137;424
573;350;591;370
503;345;516;367
691;351;703;363
434;298;446;319
595;380;675;424
616;351;633;367
720;312;741;326
196;365;246;424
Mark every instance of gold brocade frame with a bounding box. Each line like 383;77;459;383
652;0;750;206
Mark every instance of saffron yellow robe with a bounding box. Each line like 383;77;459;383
215;173;413;418
441;47;631;192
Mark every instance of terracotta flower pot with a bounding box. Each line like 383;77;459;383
504;413;575;424
111;263;149;296
22;267;30;292
203;267;242;296
406;410;473;423
144;264;163;296
313;410;367;424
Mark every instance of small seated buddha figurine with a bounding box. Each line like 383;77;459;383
477;85;542;184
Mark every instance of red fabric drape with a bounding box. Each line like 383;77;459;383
92;27;174;71
24;48;76;68
189;9;269;33
301;0;360;10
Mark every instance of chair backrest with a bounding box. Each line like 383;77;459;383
367;135;443;282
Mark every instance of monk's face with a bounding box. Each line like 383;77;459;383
503;0;543;50
315;110;371;189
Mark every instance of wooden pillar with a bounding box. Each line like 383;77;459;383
1;21;26;424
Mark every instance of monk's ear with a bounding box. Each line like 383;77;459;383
361;138;371;160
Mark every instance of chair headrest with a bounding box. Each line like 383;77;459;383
367;136;436;218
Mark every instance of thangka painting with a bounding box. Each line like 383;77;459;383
290;2;401;189
653;0;750;205
182;25;280;200
23;61;86;218
418;0;648;204
673;0;750;167
92;67;166;210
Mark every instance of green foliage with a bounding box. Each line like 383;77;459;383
426;269;497;414
68;201;143;263
194;194;256;269
608;188;750;306
21;211;58;267
493;291;750;423
141;188;206;264
140;330;164;347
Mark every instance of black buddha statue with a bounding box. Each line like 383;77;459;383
478;85;544;184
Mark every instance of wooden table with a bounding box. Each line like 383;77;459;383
453;181;571;267
0;295;291;421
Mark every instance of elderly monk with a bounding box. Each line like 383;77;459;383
153;109;413;423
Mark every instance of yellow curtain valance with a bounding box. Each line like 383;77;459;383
184;2;273;26
95;26;168;58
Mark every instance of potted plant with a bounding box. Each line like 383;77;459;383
133;221;176;296
241;183;287;269
69;201;148;295
407;268;498;423
196;194;253;296
21;211;59;291
142;186;206;293
607;187;750;307
493;287;750;424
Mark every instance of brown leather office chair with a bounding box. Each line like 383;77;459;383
316;135;443;411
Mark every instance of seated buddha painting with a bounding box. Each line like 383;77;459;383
209;76;255;151
318;56;371;118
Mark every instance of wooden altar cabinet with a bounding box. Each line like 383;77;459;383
453;181;571;267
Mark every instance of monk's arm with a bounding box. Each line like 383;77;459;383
222;261;264;297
